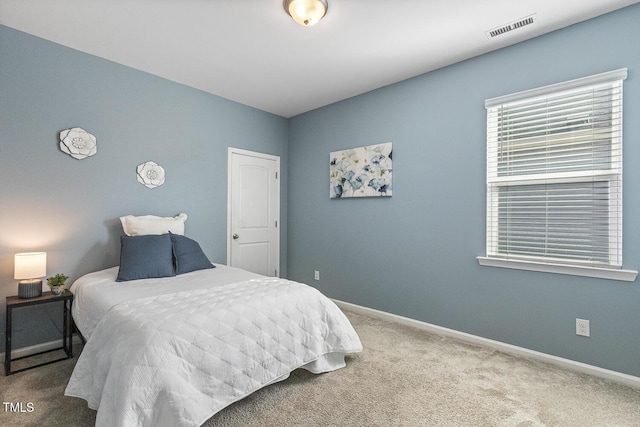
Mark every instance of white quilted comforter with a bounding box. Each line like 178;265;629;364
65;269;362;427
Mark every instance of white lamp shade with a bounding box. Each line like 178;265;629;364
284;0;327;26
14;252;47;280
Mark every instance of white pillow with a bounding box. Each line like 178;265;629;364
119;213;187;236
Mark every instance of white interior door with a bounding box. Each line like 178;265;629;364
227;148;280;276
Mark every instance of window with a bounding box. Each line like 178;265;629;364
478;69;637;281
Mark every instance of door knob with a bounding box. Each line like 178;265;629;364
233;234;240;240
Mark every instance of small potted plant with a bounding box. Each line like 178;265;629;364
47;273;69;295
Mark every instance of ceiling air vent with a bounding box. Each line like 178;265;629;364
485;14;537;39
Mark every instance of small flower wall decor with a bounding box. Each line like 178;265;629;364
136;161;166;189
330;142;393;198
59;127;97;160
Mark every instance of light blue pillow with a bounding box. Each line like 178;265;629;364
170;233;214;275
116;234;175;281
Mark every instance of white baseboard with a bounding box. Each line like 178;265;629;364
1;335;83;362
333;299;640;389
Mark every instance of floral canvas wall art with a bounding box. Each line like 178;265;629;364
330;142;392;198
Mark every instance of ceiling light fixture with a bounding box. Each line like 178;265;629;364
284;0;328;26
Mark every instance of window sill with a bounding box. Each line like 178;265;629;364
476;256;638;282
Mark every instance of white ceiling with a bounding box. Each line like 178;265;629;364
1;0;638;117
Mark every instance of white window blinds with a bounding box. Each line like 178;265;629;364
485;69;626;267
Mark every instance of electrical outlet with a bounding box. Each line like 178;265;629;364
314;270;320;281
576;318;590;337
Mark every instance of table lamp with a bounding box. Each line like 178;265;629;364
14;252;47;299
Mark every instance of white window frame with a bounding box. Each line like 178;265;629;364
477;69;637;282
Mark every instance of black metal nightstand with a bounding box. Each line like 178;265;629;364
5;290;73;375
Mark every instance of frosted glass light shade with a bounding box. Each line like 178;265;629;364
284;0;327;26
14;252;47;280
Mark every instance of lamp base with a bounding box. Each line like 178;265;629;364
18;279;42;299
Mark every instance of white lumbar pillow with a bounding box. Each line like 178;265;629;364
120;213;187;236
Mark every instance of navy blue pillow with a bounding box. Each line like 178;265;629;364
170;233;214;275
116;234;175;281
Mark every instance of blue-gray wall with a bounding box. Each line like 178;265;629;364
287;5;640;377
3;4;640;378
0;25;288;349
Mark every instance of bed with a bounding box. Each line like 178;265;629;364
64;220;362;427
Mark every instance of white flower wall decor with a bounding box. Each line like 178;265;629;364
59;127;97;160
136;161;166;189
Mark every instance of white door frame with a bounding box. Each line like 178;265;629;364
226;147;280;274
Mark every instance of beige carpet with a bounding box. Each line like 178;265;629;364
1;310;639;426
